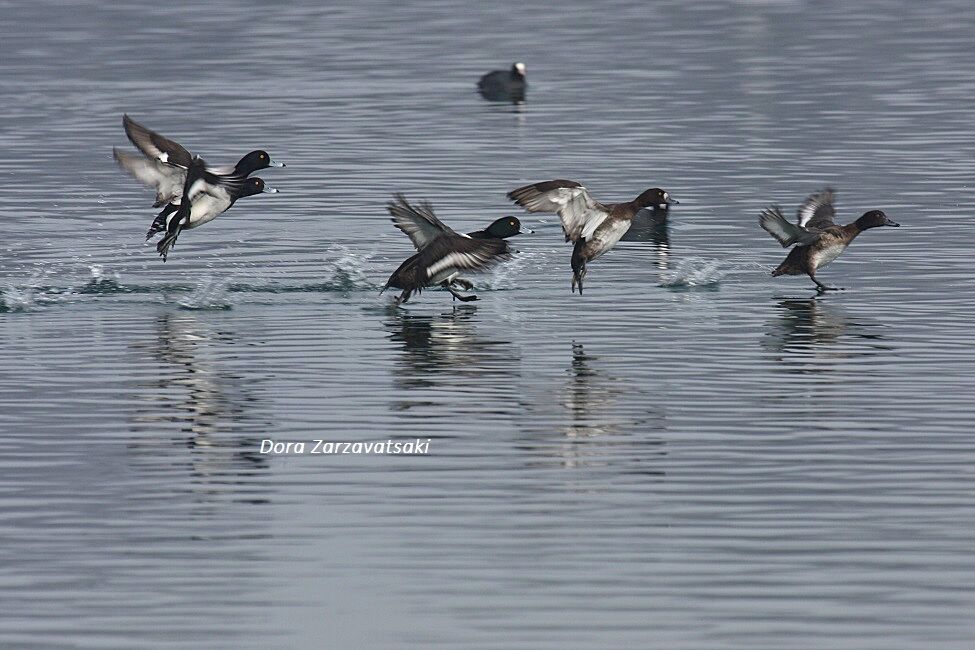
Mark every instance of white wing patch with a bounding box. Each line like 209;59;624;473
580;212;609;240
113;148;186;204
510;184;606;242
426;250;490;279
797;189;835;228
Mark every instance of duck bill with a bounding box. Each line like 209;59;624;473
884;217;900;227
263;186;279;194
268;159;286;167
517;227;534;235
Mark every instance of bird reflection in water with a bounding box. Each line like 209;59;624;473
620;205;672;271
518;343;666;472
763;297;891;364
129;313;270;479
384;304;522;410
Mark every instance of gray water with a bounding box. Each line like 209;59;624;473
3;1;975;648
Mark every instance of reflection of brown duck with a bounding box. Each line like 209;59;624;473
515;343;666;472
763;298;889;359
562;342;620;438
620;205;672;270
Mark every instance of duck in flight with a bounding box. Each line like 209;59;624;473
507;180;677;294
759;188;899;292
383;194;531;305
153;156;277;261
113;114;283;207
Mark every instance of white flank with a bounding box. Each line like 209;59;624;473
589;219;630;260
813;243;846;270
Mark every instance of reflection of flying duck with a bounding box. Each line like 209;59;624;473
562;342;622;438
763;298;890;358
129;313;269;475
514;343;667;472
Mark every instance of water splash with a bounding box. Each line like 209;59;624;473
318;245;377;292
1;269;69;312
659;257;728;288
479;251;533;291
77;265;125;294
1;286;37;312
178;276;233;310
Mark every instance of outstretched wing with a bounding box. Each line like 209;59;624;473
122;114;193;168
760;205;820;248
387;193;456;249
113;147;186;207
507;179;607;242
797;188;836;229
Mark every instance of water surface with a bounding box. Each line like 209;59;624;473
2;1;975;648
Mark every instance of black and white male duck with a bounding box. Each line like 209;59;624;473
113;114;283;207
477;62;527;102
383;194;531;304
760;188;899;291
154;156;277;261
508;180;677;293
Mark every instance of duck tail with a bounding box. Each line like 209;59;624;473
147;204;177;240
156;228;180;261
156;211;186;261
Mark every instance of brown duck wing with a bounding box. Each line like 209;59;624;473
760;205;821;247
507;179;607;242
122;114;194;168
797;187;837;230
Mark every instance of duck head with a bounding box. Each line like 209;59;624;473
486;216;532;238
235;150;285;175
239;177;279;198
634;188;678;210
855;210;899;230
512;62;527;79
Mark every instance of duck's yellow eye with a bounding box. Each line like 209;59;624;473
510;220;515;226
260;154;265;159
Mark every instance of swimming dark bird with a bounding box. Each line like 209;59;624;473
383;194;530;304
153;156;278;261
507;180;677;294
477;62;527;102
759;188;899;291
113;114;283;207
